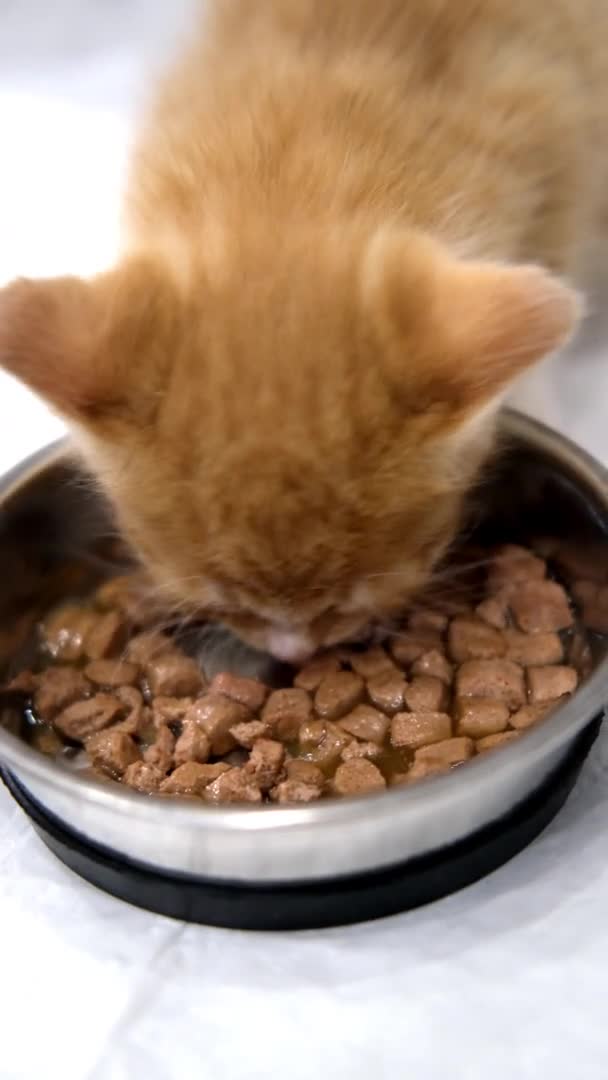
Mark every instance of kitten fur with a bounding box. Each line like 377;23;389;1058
1;0;606;661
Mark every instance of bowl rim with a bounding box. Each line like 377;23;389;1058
0;410;607;834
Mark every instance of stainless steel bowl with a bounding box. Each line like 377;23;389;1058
0;412;607;892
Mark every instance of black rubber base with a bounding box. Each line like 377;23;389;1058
2;717;601;931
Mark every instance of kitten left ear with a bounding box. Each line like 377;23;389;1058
0;258;173;422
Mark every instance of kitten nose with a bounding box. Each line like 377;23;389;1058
266;630;314;665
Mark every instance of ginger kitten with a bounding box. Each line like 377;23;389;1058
1;0;606;662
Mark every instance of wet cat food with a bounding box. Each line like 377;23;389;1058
2;542;598;804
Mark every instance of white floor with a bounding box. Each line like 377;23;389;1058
0;5;607;1078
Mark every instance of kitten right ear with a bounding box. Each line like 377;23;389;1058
0;258;175;422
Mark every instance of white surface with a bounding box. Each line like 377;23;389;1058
0;5;607;1078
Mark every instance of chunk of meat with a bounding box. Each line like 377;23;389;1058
510;580;573;633
39;605;98;662
455;697;510;738
293;653;342;691
161;761;230;797
54;693;126;741
476;731;521;752
285;759;325;787
210;672;269;711
84;660;140;687
366;671;408;714
114;685;147;735
304;721;351;769
333;759;386;796
262;688;312;741
151;696;194;729
404;675;449;713
391;711;452;751
146;652;205;697
347;646;397;679
34;667;90;720
143;724;175;774
456;659;525;709
390;629;443;666
411;649;453;684
475;596;509;630
448;616;506;662
338;704;389;745
487;544;546;590
126;631;174;665
314;671;364;720
173;720;210;767
30;726;63;756
408;609;448;633
503;630;563;666
230;719;271;749
245;739;285;791
509;703;551;730
123;760;164;793
84;610;129;660
94;575;141;613
186;693;252;755
527;665;578;703
413;736;474;769
270;779;323;803
341;739;382;762
86;729;140;777
205;767;263;804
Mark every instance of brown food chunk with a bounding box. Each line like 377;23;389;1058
456;659;525;709
475;596;509;630
285;759;325;787
123;761;164;793
126;631;173;665
34;667;90;720
230;719;271;749
94;575;140;613
338;704;389;745
40;605;97;662
161;761;230;797
84;610;129;660
510;580;573;633
146;653;204;697
205;767;262;804
86;729;140;776
411;649;453;684
390;629;443;666
509;703;551;730
391;711;452;750
84;659;140;687
210;672;268;711
414;736;474;769
347;646;397;679
304;721;351;769
404;675;449;713
294;654;341;691
448;616;506;662
476;731;521;752
271;780;323;803
487;545;546;589
526;665;578;703
54;693;125;741
114;685;147;735
366;671;408;714
151;696;193;729
30;726;63;756
173;720;210;767
262;688;312;741
186;693;251;755
341;740;382;762
245;739;285;791
333;759;386;796
144;724;176;774
314;671;364;720
455;697;510;738
408;609;448;633
503;630;563;666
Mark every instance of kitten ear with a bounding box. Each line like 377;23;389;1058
0;258;173;422
366;231;582;412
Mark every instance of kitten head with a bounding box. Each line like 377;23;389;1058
0;227;580;661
